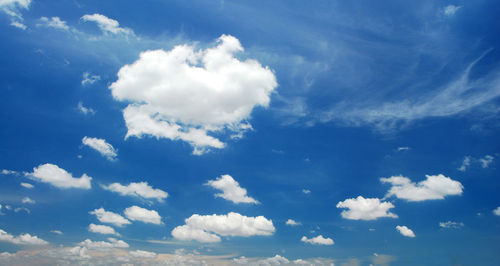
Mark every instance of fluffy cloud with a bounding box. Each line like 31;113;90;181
493;206;500;216
0;0;30;29
78;238;129;249
381;174;463;201
102;181;168;202
77;102;95;115
88;224;119;236
439;221;464;229
37;17;69;30
81;72;101;86
129;250;157;258
233;255;335;266
206;174;258;204
27;163;92;189
21;197;35;204
109;34;277;155
10;21;25;29
0;229;48;245
443;5;462;16
89;208;131;227
301;235;334;245
336;196;397;220
286;219;301;226
81;14;133;35
82;137;117;161
171;212;275;242
124;206;162;224
20;182;33;189
396;225;415;238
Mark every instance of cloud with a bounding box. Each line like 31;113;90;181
0;229;48;245
0;0;31;29
493;206;500;216
206;174;258;204
286;219;301;226
89;208;130;227
233;255;335;266
372;253;396;266
1;169;19;175
14;207;29;213
124;206;162;225
171;212;275;242
77;101;95;115
458;156;471;172
129;250;157;258
443;5;463;16
78;238;129;249
336;196;397;220
50;230;63;235
479;155;494;168
301;235;334;245
381;174;463;201
9;21;25;29
82;137;118;161
397;146;410;152
27;163;92;189
21;197;35;204
81;13;133;35
102;181;168;202
302;189;311;194
109;34;278;155
20;182;33;189
439;221;464;229
396;225;415;238
37;17;69;31
88;224;119;236
81;72;101;86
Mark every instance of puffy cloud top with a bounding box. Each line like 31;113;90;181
396;225;415;238
27;163;92;189
102;181;168;202
109;34;277;154
336;196;398;220
89;208;130;227
381;174;463;201
81;13;133;35
206;174;258;204
301;235;334;245
124;206;162;225
0;229;48;245
82;137;118;161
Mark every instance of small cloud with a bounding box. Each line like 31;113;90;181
285;219;301;226
78;238;129;249
124;206;162;225
439;221;464;229
77;102;96;115
479;155;494;168
336;196;397;220
381;174;463;201
10;21;26;29
493;206;500;216
26;163;92;189
37;16;69;31
88;223;119;236
397;146;410;152
1;169;19;175
82;137;117;161
129;250;157;258
443;5;463;16
0;228;48;245
89;208;130;227
20;182;34;189
101;181;168;202
206;175;258;204
21;197;35;204
458;156;471;172
81;13;134;36
81;72;101;86
301;235;334;245
369;228;376;231
14;207;30;213
396;225;415;238
50;230;63;235
302;189;311;194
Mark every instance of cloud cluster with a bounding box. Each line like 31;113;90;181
458;155;494;171
336;196;397;220
396;225;415;238
27;163;92;189
0;229;48;245
102;181;168;202
206;174;258;204
81;72;101;86
439;221;464;229
301;235;334;245
171;212;275;242
78;238;129;249
0;0;31;30
82;137;118;161
109;34;278;154
89;208;130;227
381;174;463;201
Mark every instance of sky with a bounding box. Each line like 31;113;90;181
0;0;499;265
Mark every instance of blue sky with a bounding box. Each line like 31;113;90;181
0;0;499;265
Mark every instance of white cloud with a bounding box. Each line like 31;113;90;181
50;230;63;235
77;102;95;115
372;253;396;266
1;169;19;175
443;5;463;16
109;34;277;155
0;0;30;29
21;197;35;204
9;21;25;29
124;206;162;225
102;181;168;202
81;14;133;35
396;225;415;238
439;221;464;229
27;163;92;189
81;72;100;86
286;219;301;226
129;250;157;258
381;174;463;201
206;174;258;204
301;235;334;245
37;17;69;30
302;189;311;194
233;255;335;266
88;224;119;236
0;229;48;245
14;207;29;213
82;136;118;161
78;238;129;249
493;206;500;216
20;182;33;189
397;146;410;151
479;155;494;168
89;208;130;227
458;156;471;172
336;196;397;220
171;212;275;242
